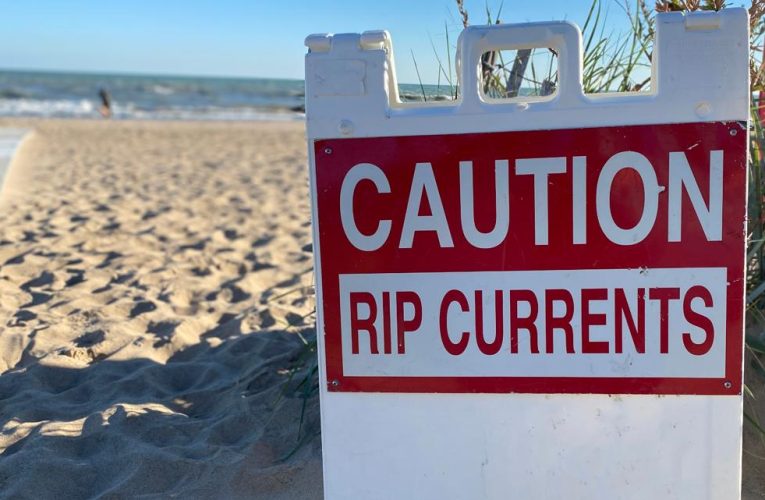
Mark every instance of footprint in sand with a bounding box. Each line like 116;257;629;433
74;329;105;348
20;292;52;308
65;269;85;287
21;271;54;289
8;309;36;327
146;321;179;347
130;300;157;318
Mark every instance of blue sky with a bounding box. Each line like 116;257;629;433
1;1;651;83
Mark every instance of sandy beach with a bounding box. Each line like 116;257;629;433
1;118;765;499
0;119;321;498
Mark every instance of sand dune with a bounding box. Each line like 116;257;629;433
0;119;321;499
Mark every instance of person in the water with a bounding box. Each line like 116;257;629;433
98;88;112;118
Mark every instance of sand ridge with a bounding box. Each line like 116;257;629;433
0;119;321;499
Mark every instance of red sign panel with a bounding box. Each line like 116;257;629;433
314;122;746;395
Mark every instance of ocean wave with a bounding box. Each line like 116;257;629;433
150;84;175;96
0;88;30;99
0;98;95;117
0;98;304;122
122;106;304;122
0;72;308;121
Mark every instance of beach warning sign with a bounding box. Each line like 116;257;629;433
306;10;749;500
314;122;746;395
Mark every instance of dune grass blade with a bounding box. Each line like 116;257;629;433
445;22;458;99
429;30;455;98
411;49;428;102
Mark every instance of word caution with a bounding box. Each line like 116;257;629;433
340;151;722;250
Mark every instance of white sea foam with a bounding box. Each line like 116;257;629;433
0;98;96;118
0;98;304;122
150;84;175;95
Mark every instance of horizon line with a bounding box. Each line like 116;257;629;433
0;66;305;82
0;66;441;87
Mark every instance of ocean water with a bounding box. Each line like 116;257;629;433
0;70;454;121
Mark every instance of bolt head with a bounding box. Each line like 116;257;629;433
339;120;354;136
695;102;712;118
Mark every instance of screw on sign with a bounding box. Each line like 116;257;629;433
305;10;749;500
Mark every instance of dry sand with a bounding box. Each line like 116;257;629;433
0;119;321;499
1;118;764;499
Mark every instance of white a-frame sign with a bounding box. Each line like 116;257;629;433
305;9;749;500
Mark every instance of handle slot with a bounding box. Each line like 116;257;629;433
457;21;584;110
478;47;559;102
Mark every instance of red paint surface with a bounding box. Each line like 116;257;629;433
313;122;747;395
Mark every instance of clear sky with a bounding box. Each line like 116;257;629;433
0;0;676;83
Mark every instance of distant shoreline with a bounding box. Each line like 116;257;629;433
0;114;306;124
0;69;452;122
